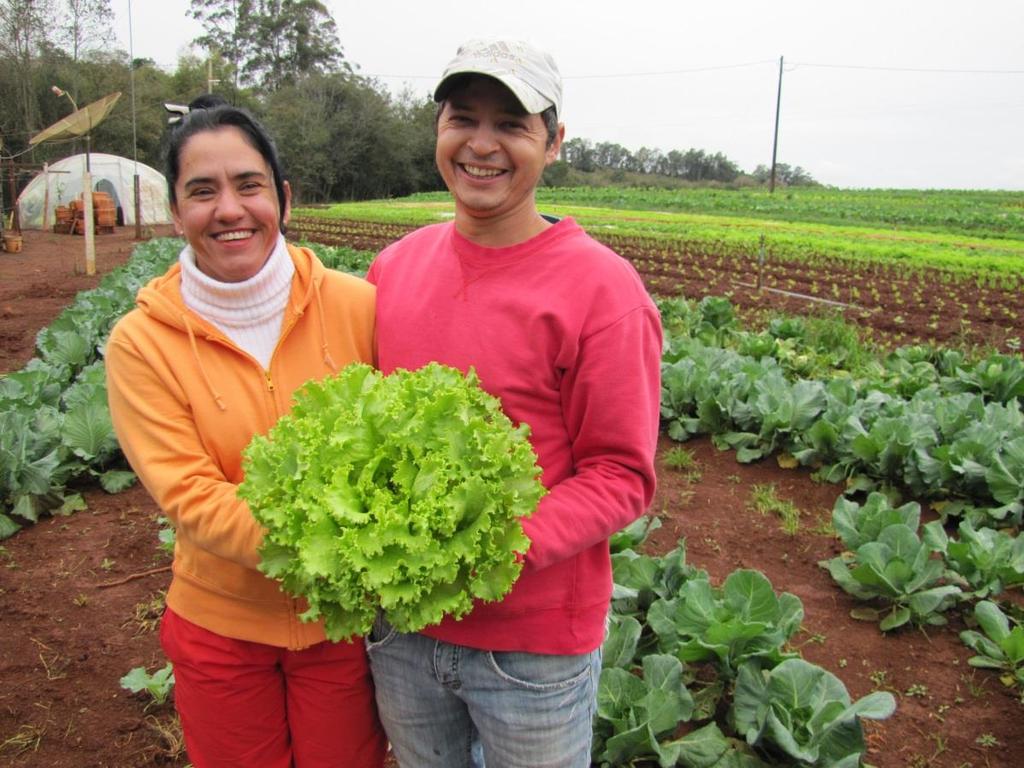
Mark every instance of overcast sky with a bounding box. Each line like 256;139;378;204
107;0;1024;190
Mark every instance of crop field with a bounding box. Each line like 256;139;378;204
2;187;1023;767
290;187;1024;352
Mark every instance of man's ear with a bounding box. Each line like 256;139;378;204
546;123;566;166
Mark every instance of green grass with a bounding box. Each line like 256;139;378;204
293;189;1024;286
533;187;1024;240
748;484;802;535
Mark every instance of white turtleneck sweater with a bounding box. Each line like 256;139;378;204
179;235;295;370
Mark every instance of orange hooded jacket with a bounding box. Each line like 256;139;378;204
106;244;374;649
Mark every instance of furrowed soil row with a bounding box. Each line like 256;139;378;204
291;218;1022;350
289;216;417;252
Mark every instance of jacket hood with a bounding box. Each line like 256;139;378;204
132;244;335;411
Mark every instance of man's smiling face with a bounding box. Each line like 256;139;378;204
435;76;561;229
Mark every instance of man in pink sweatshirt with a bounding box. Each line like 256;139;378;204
365;38;662;768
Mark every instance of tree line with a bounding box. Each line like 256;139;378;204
0;0;815;215
555;138;816;187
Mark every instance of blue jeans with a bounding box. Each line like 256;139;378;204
366;615;600;768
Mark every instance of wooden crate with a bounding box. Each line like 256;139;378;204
96;207;117;227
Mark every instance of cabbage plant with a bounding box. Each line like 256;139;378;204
732;657;896;767
239;362;544;640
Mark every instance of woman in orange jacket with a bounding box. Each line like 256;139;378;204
105;96;386;768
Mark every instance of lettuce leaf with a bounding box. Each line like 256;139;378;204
239;362;544;640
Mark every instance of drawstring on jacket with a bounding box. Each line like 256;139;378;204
311;278;339;372
181;313;228;411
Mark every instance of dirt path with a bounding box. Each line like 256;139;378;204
0;225;176;373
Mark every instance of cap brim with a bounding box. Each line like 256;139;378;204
433;70;553;115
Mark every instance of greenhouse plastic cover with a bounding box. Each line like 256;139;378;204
16;153;171;229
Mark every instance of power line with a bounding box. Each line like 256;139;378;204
1;136;80;161
365;59;1024;82
790;61;1024;75
565;60;777;80
360;60;777;82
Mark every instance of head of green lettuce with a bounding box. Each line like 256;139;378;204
239;362;545;641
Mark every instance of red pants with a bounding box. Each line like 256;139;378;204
160;608;387;768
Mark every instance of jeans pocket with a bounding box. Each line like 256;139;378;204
365;611;398;652
485;649;596;692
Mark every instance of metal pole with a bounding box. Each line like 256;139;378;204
129;0;142;239
769;55;783;194
42;162;50;230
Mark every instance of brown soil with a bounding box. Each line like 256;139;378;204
1;227;1021;767
0;226;176;373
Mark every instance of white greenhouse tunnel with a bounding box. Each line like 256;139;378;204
16;153;172;230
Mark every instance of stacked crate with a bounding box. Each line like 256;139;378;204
94;192;116;232
66;192;117;234
53;205;74;234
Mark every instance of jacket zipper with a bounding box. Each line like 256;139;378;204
265;311;302;398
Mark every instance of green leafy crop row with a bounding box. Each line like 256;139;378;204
597;534;896;767
0;239;181;537
659;298;1024;707
659;298;1024;524
0;239;376;539
295;197;1024;286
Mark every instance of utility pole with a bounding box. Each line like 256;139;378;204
0;136;5;238
769;55;783;194
129;0;142;239
207;59;221;93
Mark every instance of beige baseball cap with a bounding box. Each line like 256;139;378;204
434;38;563;116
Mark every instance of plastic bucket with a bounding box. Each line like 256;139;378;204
3;233;23;253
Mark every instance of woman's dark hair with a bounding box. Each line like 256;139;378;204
165;95;289;232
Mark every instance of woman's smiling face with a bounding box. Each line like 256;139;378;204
171;126;291;283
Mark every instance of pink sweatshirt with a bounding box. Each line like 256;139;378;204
367;217;661;654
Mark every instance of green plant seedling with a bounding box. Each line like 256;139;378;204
976;732;1000;748
959;601;1024;692
120;662;175;708
662;445;698;472
156;516;176;555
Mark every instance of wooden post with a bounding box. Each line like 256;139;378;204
757;234;766;290
5;156;15;229
82;151;96;275
0;140;6;238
